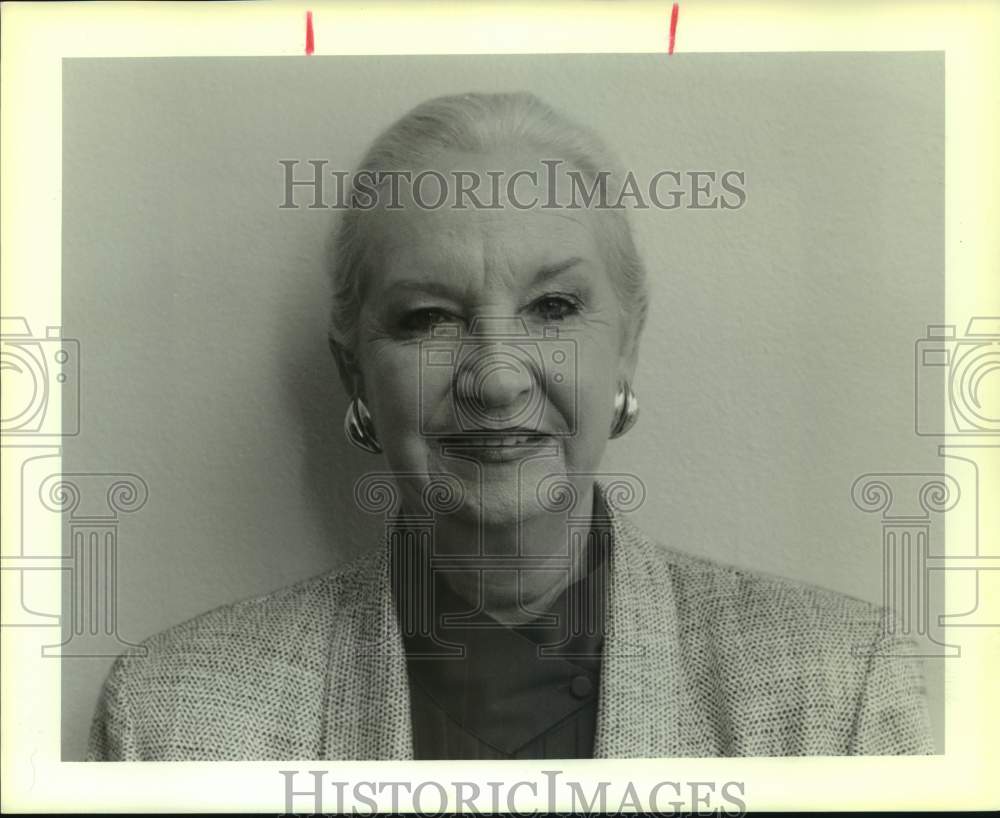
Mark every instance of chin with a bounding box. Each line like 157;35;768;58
435;452;566;526
465;482;541;527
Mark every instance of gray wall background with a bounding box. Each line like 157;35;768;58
61;53;946;758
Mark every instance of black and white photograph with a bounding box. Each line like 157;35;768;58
69;49;947;761
2;2;997;814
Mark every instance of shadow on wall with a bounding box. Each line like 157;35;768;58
277;225;382;565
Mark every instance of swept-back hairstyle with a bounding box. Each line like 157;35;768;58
328;91;649;359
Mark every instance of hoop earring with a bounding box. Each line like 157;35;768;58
609;381;639;439
344;397;382;454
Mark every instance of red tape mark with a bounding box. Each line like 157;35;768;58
305;11;315;55
668;3;679;54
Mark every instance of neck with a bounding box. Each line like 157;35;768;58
397;481;599;625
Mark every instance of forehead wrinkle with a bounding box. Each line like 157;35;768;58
479;221;522;298
371;203;605;310
411;210;523;305
378;212;486;302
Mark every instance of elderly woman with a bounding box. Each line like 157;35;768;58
88;92;933;760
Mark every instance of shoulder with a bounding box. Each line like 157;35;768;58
612;511;895;696
121;546;383;676
616;512;885;637
88;548;386;760
614;514;934;754
670;544;882;629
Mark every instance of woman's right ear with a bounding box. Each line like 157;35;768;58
328;334;363;398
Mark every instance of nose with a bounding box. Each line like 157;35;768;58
454;344;538;428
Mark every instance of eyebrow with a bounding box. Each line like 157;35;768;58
532;256;586;284
384;257;588;300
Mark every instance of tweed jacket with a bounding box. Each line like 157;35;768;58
88;487;935;760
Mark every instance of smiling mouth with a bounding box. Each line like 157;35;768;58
440;432;550;445
437;433;555;463
437;432;554;450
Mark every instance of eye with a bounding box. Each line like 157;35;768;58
400;308;458;334
532;294;582;322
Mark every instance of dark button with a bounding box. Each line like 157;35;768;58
570;675;593;699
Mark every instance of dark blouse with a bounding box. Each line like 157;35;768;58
390;526;610;759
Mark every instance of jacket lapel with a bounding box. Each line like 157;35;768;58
320;542;414;760
593;487;722;758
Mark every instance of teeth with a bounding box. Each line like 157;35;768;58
443;435;545;446
481;436;537;447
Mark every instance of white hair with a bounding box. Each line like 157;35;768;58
328;91;649;358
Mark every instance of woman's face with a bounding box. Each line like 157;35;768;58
349;148;635;526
